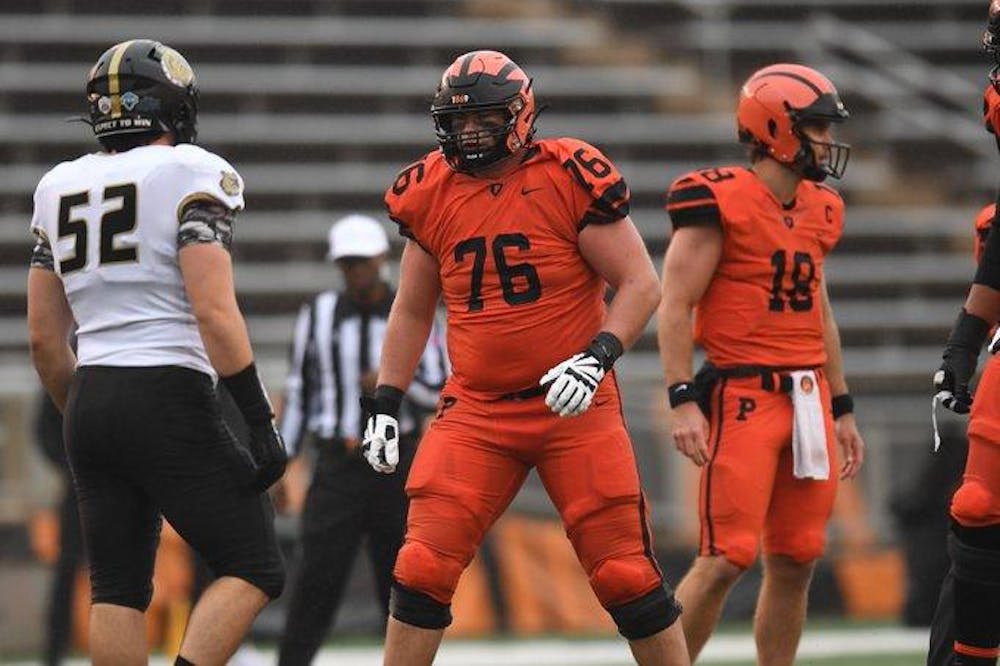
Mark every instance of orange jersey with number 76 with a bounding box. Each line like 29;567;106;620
385;138;631;397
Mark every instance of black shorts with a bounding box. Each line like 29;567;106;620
64;365;284;610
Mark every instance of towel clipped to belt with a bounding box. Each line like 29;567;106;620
789;370;830;480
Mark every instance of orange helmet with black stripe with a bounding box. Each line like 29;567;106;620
737;64;850;182
431;50;537;174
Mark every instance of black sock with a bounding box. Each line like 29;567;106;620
953;574;1000;665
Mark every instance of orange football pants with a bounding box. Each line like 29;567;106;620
956;355;1000;527
393;377;664;609
699;370;838;569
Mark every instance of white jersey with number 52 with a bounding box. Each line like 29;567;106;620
29;144;244;379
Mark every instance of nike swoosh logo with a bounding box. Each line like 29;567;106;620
521;186;544;195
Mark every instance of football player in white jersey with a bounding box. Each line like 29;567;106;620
26;40;286;666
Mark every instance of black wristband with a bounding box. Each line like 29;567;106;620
366;384;405;419
668;381;698;408
831;393;854;419
221;362;273;424
587;331;624;372
945;308;991;354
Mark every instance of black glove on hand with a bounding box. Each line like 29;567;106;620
934;309;990;414
222;363;288;491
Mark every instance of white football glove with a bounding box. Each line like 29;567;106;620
540;352;606;417
362;413;399;473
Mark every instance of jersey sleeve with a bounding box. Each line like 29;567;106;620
28;174;56;270
384;155;433;248
555;138;630;229
664;171;722;230
165;146;245;220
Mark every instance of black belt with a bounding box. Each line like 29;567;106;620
497;385;547;401
714;364;820;393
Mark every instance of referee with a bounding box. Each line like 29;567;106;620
276;214;446;665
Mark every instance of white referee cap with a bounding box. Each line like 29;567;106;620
327;214;390;261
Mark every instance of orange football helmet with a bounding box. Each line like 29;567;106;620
736;64;850;181
431;50;537;173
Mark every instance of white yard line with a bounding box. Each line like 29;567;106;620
3;627;930;665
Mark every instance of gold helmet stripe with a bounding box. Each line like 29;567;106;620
107;40;136;119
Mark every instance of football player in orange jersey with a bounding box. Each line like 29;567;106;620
360;51;690;666
658;64;865;665
928;11;1000;659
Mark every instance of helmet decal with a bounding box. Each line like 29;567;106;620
159;46;195;88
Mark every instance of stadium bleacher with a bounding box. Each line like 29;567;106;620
0;0;993;540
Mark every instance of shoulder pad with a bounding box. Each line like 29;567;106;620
976;203;996;233
664;168;738;229
167;145;245;210
549;137;630;226
384;150;441;242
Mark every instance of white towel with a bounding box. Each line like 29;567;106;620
790;370;830;480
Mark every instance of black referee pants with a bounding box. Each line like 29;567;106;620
278;433;416;665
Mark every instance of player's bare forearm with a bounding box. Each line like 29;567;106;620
378;241;442;391
378;306;435;391
32;344;75;412
602;272;660;349
179;243;254;375
578;216;659;348
657;225;722;384
27;267;76;411
658;295;697;386
196;310;254;375
820;279;849;396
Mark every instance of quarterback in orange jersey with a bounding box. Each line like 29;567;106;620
360;51;690;666
658;64;865;666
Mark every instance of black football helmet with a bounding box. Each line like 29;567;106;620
86;39;198;148
431;50;537;174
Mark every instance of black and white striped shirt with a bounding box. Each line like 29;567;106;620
279;286;447;456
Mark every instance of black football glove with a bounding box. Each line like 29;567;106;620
934;309;990;414
222;363;288;491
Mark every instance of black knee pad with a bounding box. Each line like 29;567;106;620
949;528;1000;586
607;584;682;640
390;582;452;630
